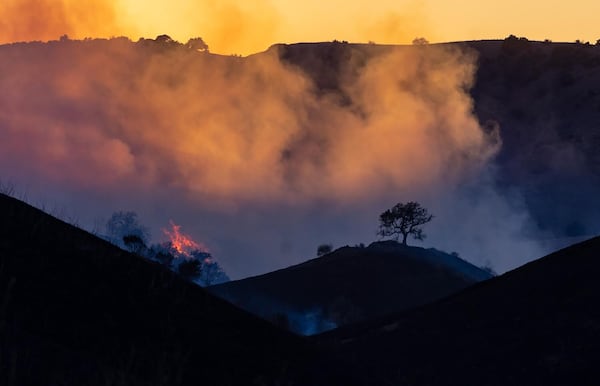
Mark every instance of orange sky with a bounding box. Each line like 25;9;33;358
115;0;600;54
1;0;599;55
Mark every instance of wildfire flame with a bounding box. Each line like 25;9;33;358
162;220;206;256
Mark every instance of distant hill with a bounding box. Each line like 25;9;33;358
272;38;600;238
209;241;492;335
319;236;600;385
468;38;600;238
0;193;356;386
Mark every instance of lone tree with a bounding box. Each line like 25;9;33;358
377;201;433;245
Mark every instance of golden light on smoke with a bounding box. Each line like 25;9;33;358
0;39;498;207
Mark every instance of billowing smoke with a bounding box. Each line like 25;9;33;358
0;37;546;277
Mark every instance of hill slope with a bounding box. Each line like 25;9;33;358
320;236;600;385
209;241;492;335
0;193;354;386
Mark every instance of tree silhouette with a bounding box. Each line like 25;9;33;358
155;34;175;44
377;202;433;245
155;251;175;268
185;37;209;52
317;244;333;256
412;37;429;45
149;242;177;268
105;211;150;248
190;250;229;286
123;234;146;255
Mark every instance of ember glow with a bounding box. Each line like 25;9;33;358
162;221;206;256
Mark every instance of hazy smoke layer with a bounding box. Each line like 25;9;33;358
0;39;544;277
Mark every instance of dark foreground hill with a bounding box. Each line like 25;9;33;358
319;236;600;385
210;242;491;335
0;193;355;386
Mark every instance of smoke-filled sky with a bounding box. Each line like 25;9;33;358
0;37;552;278
1;0;600;55
1;1;587;278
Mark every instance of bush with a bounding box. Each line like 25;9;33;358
317;244;333;256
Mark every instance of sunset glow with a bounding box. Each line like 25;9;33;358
1;0;599;55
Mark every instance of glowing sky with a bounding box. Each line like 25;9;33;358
1;0;599;55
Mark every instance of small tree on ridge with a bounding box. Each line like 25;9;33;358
377;201;433;246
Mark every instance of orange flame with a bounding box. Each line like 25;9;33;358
162;220;206;256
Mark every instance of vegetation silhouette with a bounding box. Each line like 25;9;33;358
317;243;333;256
177;258;202;281
123;234;146;255
0;193;360;385
377;201;433;245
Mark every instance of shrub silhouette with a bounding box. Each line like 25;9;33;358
317;244;333;256
123;234;146;255
377;201;433;245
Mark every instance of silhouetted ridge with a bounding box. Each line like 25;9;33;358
320;235;600;385
0;193;356;385
210;241;491;335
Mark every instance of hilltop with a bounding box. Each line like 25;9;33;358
319;235;600;385
210;241;492;334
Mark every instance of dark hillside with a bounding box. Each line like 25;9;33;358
210;241;491;335
320;236;600;385
273;39;600;239
0;193;354;386
467;38;600;237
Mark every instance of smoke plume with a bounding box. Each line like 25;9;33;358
0;38;544;277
